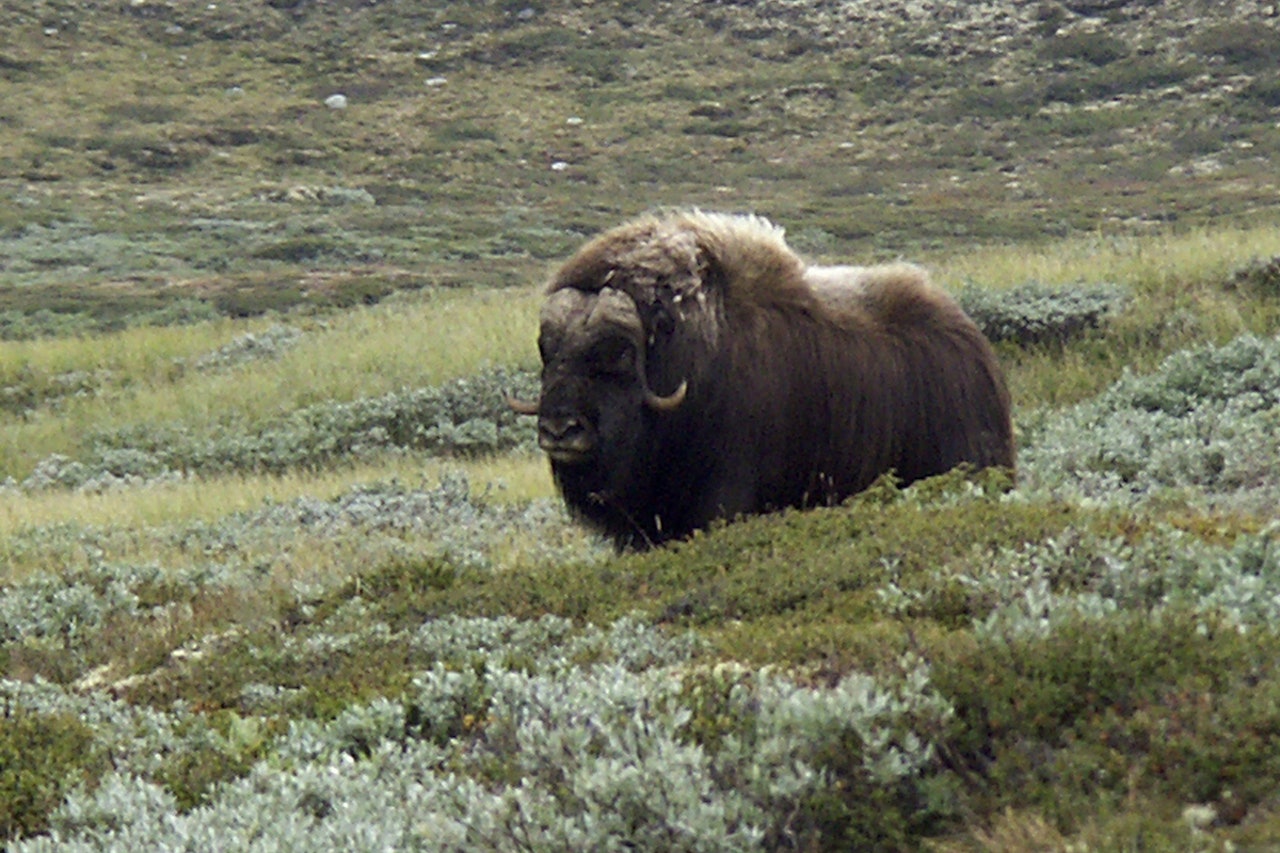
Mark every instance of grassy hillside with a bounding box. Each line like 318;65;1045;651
3;0;1280;305
4;1;1280;849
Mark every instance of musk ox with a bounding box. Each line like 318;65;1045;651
509;210;1014;549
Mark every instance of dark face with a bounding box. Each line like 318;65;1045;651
535;301;649;470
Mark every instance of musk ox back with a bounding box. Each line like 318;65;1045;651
509;210;1014;549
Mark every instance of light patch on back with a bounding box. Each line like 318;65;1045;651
805;262;931;317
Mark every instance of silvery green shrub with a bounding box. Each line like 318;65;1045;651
8;617;952;851
0;561;233;660
1019;333;1280;510
188;324;304;372
956;281;1128;346
21;368;540;490
877;523;1280;637
1;473;598;685
1229;254;1280;298
218;472;598;569
0;678;235;781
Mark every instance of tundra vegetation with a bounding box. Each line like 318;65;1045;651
3;0;1280;849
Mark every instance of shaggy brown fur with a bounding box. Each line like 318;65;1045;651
515;210;1014;549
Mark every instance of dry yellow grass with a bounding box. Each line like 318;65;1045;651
0;453;552;535
0;452;557;583
932;221;1280;294
4;220;1278;481
0;287;542;477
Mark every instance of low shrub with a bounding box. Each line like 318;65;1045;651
13;637;955;850
0;309;100;341
957;281;1129;346
1241;76;1280;109
186;324;304;372
1038;30;1131;66
1020;333;1280;510
938;609;1280;830
5;465;1280;848
0;708;103;842
19;368;539;490
1192;21;1280;68
1228;255;1280;299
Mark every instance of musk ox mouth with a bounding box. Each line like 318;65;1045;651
540;435;595;464
537;415;595;463
542;445;594;464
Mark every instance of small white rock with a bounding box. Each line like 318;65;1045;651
550;161;570;172
324;94;348;110
425;77;447;87
566;116;584;126
1182;803;1217;831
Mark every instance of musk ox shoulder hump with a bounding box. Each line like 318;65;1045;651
551;210;811;309
805;261;967;327
672;210;808;306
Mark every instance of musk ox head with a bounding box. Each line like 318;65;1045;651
504;212;762;468
508;285;687;465
507;212;762;544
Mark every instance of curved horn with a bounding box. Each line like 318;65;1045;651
643;378;687;411
506;395;541;415
634;337;688;412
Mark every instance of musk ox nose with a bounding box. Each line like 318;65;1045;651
539;415;582;442
537;414;594;462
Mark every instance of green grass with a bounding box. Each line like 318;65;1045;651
3;0;1279;287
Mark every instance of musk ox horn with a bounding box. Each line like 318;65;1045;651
594;285;689;411
506;395;540;415
633;330;687;411
643;378;687;411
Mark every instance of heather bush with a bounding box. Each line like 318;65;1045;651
0;709;103;842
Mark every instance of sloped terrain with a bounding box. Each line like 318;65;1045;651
2;0;1279;311
4;1;1280;850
